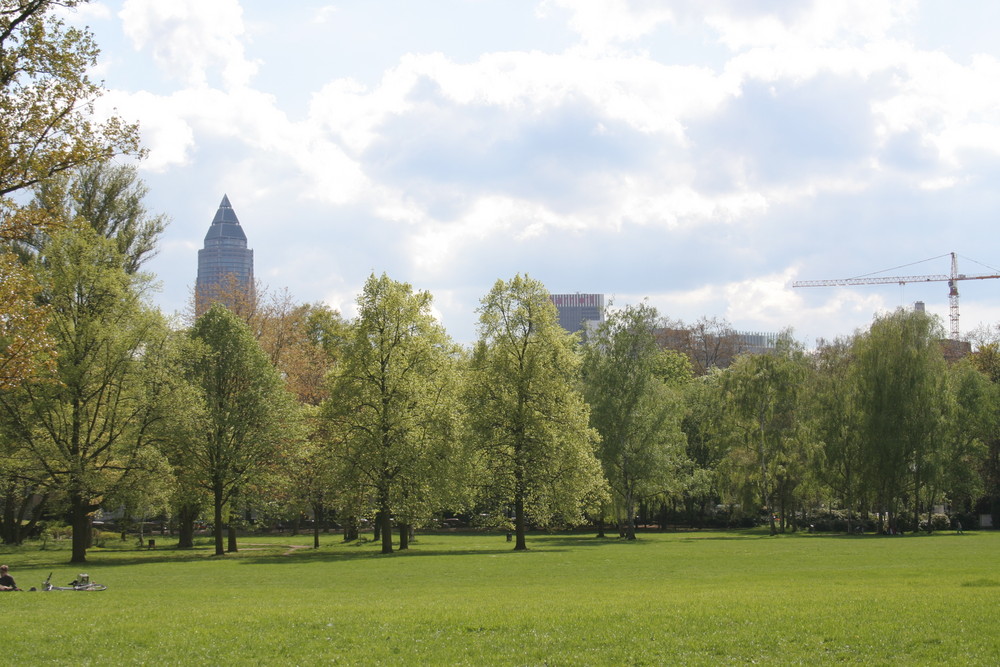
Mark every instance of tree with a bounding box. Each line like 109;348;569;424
186;304;296;556
324;273;461;554
722;336;810;535
679;369;731;527
657;316;745;376
970;342;1000;527
0;0;140;207
582;302;690;539
259;298;346;406
24;161;167;273
937;359;992;523
0;0;141;389
466;274;605;551
807;337;865;531
851;309;948;532
0;224;175;562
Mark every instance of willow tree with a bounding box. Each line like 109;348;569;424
807;337;864;531
851;309;949;532
324;273;462;554
466;274;605;551
723;336;810;534
932;359;992;526
582;302;690;539
970;342;1000;527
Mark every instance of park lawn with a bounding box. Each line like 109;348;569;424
0;529;996;665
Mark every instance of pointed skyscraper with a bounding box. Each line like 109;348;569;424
195;195;255;315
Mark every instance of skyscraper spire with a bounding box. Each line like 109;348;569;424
195;195;254;315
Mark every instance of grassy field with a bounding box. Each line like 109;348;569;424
0;528;996;665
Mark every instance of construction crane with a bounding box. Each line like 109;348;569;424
792;252;1000;341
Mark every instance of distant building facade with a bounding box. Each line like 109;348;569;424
195;195;254;315
550;293;604;334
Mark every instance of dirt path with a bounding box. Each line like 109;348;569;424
242;543;311;556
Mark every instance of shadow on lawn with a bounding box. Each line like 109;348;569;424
16;532;605;569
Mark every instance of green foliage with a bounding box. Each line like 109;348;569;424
851;309;949;528
186;304;298;556
0;0;141;234
582;302;689;538
323;273;463;553
720;340;811;533
0;223;175;561
26;161;168;273
466;274;606;549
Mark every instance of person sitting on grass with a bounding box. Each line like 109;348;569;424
0;565;20;591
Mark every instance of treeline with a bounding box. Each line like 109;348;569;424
3;162;998;564
1;1;998;565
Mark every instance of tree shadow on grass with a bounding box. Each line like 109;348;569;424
15;534;573;570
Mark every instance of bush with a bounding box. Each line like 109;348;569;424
930;514;951;531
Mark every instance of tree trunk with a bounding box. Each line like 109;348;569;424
312;503;323;549
1;487;15;545
213;482;225;556
177;503;196;549
379;501;393;554
343;516;358;542
514;491;527;551
625;488;637;540
398;523;409;550
69;491;90;563
227;524;238;552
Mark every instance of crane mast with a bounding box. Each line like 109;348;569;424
792;252;1000;341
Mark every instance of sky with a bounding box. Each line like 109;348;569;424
62;0;1000;346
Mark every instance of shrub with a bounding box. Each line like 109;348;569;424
930;514;951;531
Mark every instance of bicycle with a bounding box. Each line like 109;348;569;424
40;572;107;591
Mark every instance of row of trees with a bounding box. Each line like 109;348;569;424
5;174;996;562
1;1;998;565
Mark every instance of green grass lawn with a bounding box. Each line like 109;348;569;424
0;528;996;665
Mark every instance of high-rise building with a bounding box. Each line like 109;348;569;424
195;194;254;315
549;293;604;334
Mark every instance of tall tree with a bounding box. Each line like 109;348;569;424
970;342;1000;526
466;274;605;551
936;359;992;523
0;224;175;562
851;309;948;532
324;273;461;554
808;337;865;531
722;336;810;535
679;369;731;526
186;304;296;556
582;302;690;539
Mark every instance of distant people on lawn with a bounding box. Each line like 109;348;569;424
0;564;20;591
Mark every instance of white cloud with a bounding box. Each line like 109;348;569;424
538;0;675;49
706;0;915;50
119;0;258;89
92;1;1000;344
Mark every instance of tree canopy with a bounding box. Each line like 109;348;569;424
466;274;605;550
